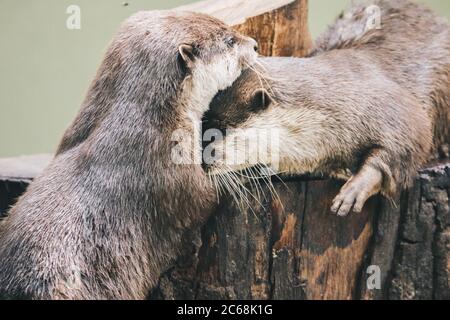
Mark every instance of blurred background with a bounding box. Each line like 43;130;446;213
1;0;450;157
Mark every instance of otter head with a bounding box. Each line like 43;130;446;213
108;10;259;118
56;10;259;155
171;11;259;118
202;67;279;176
202;61;329;179
174;13;258;88
152;11;259;118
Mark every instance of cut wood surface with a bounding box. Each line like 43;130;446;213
0;154;52;182
178;0;313;57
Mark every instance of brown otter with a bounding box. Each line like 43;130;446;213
0;10;257;299
203;0;449;216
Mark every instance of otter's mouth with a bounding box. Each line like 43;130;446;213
204;162;286;209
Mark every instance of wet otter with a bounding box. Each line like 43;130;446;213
0;11;257;299
203;0;448;216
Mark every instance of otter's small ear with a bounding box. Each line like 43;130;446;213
250;89;272;112
178;44;195;69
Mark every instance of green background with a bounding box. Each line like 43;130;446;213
1;0;449;157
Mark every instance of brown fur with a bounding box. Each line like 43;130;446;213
203;0;448;215
313;0;450;156
0;10;257;299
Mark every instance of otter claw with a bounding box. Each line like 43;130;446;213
331;181;356;216
331;193;356;217
330;199;342;213
331;171;380;217
333;181;372;216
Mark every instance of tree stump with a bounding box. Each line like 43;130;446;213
150;162;449;300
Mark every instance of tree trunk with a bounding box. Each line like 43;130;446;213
150;163;449;300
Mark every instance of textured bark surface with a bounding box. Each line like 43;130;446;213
0;160;448;300
149;163;449;300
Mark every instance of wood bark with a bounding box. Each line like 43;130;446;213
149;163;449;300
1;158;448;300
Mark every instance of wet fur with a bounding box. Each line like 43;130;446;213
206;56;432;194
0;10;257;299
313;0;450;155
204;0;449;212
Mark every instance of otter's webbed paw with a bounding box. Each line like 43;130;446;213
330;165;383;217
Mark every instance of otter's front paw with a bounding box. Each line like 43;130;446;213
331;177;368;216
330;166;383;217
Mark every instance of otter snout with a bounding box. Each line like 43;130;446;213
247;37;258;53
240;36;259;67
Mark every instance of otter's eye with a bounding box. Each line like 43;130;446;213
225;37;236;48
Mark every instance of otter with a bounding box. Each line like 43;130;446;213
0;10;257;299
203;0;448;216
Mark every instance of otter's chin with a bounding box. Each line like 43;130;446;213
204;163;247;176
205;162;277;179
240;53;258;72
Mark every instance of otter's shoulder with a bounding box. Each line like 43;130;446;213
311;0;448;55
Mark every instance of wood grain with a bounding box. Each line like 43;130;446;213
177;0;313;57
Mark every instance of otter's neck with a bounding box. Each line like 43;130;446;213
180;78;221;121
172;80;221;166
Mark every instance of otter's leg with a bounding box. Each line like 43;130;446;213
330;164;383;216
330;147;399;216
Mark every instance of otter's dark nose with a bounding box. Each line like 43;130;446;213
251;39;258;52
246;37;258;53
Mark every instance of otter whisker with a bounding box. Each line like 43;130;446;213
210;173;221;204
211;169;228;198
253;60;279;85
216;170;242;208
225;168;255;205
254;59;289;82
263;166;291;192
250;166;270;202
244;167;262;201
221;171;250;213
256;163;283;207
217;170;234;198
239;166;268;203
245;62;277;99
226;169;259;218
220;169;251;212
228;168;264;208
253;58;269;72
252;59;279;80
